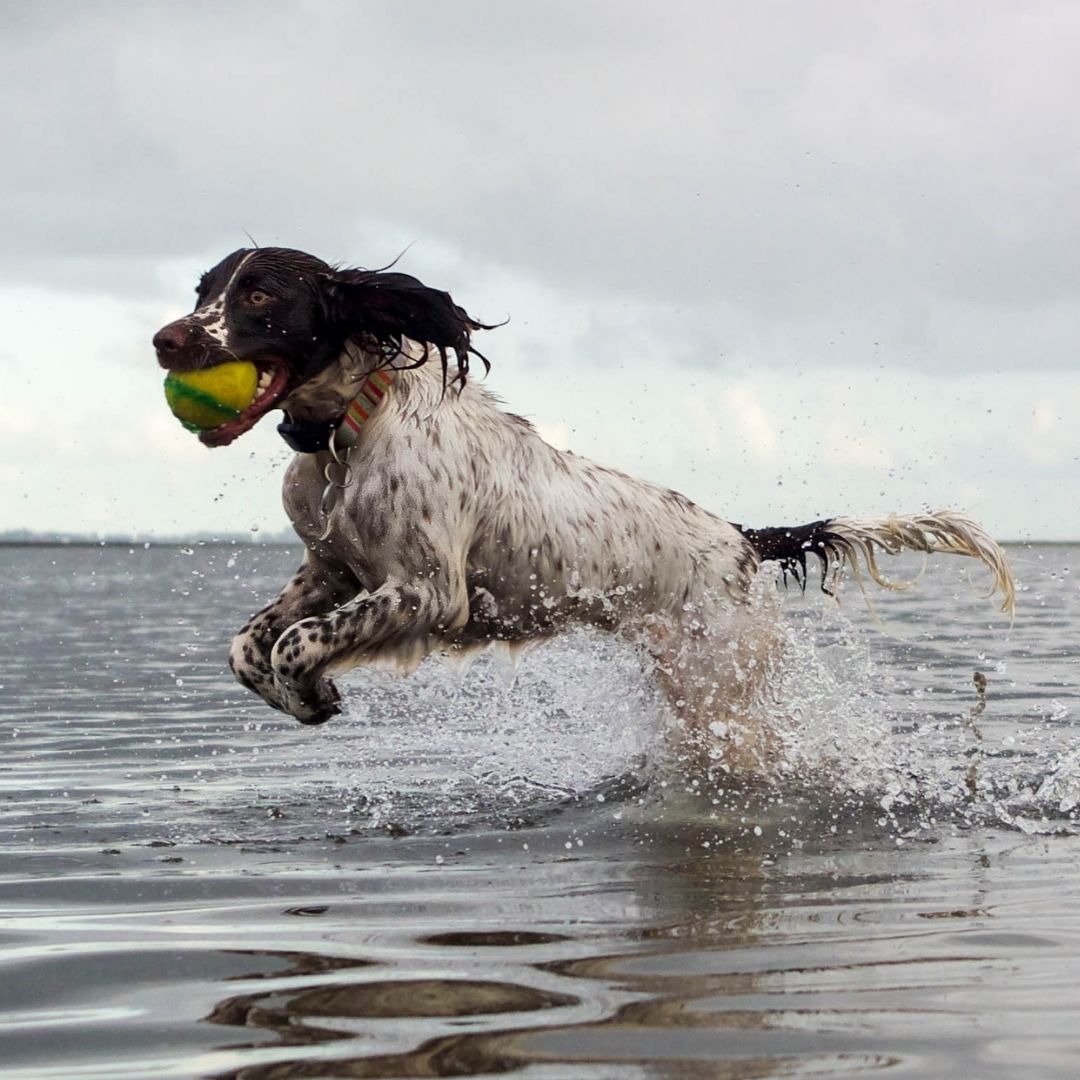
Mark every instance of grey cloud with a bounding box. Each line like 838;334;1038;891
2;0;1078;369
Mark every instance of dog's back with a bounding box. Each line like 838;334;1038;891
285;361;756;654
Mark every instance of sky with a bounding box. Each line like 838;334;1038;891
1;1;1078;540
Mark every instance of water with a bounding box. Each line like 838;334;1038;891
1;542;1078;1078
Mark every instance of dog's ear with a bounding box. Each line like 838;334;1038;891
322;268;495;386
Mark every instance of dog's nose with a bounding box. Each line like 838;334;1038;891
153;321;191;362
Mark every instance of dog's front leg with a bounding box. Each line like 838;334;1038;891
228;555;355;715
270;578;466;725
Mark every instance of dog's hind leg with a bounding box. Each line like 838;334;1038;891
644;592;787;777
229;554;356;715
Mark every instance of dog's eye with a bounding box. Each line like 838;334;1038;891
246;289;273;307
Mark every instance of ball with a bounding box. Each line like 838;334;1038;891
163;360;259;433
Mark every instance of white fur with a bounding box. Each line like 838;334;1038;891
227;339;1015;758
190;252;254;347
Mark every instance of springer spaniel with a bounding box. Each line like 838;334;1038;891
153;248;1014;769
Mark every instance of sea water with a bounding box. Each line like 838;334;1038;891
1;542;1077;1078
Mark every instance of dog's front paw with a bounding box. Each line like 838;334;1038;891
270;625;341;724
277;676;341;726
296;679;342;726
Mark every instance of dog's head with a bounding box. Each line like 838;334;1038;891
153;246;491;447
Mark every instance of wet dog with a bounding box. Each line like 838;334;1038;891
154;247;1015;766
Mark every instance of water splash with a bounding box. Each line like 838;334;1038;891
69;544;1066;846
714;596;1080;838
319;630;666;831
227;573;1078;842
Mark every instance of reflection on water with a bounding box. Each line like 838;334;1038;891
194;823;903;1080
1;544;1079;1078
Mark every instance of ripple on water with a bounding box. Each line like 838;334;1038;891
1;543;1079;1078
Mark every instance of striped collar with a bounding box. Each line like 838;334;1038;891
334;368;395;449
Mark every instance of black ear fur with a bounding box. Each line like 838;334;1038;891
324;268;497;388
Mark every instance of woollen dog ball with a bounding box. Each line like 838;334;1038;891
164;360;258;432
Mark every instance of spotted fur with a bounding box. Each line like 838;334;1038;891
154;247;1016;746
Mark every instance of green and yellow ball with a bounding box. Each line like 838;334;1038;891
163;360;258;433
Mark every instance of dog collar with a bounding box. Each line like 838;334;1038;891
277;369;396;453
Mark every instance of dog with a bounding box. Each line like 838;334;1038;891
153;247;1015;767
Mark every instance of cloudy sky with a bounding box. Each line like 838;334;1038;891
2;1;1077;540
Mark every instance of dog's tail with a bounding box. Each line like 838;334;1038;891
735;509;1015;615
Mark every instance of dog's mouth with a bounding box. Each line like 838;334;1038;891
198;360;293;448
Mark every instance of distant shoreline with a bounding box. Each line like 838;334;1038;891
0;537;301;548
